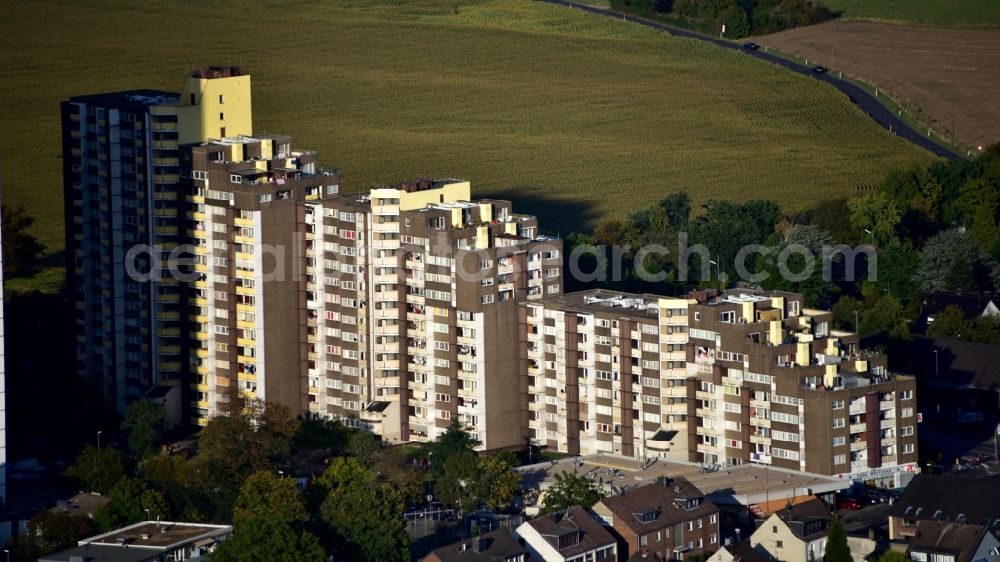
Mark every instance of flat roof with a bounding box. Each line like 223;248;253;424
82;521;231;550
518;454;849;507
533;289;662;320
68;89;179;108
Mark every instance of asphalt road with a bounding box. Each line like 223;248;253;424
542;0;961;161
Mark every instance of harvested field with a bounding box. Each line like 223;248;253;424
755;21;1000;150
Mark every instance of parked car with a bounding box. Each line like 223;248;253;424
743;42;760;51
957;412;984;424
811;65;828;74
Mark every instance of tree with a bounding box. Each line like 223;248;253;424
823;515;851;562
848;192;902;247
541;471;606;514
64;444;126;494
9;510;96;560
347;430;381;468
293;414;350;454
478;452;521;511
927;305;969;339
121;399;166;460
690;199;782;283
436;450;482;514
233;471;307;527
318;457;409;562
831;296;863;332
1;204;45;277
195;400;300;515
211;517;325;562
759;224;840;307
95;477;169;532
915;229;980;294
427;419;481;476
860;291;910;340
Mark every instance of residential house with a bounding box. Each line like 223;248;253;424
422;528;527;562
706;540;771;562
515;505;617;562
889;475;1000;540
907;521;1000;562
592;477;720;561
751;497;833;562
750;497;875;562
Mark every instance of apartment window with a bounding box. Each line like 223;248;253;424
832;400;845;410
709;514;717;524
481;295;494;304
902;407;914;418
219;95;224;104
834;454;847;465
833;418;845;429
219;112;224;120
776;541;783;548
901;390;913;400
833;436;846;446
215;325;229;335
902;426;914;436
902;443;915;454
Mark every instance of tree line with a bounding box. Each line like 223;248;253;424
567;144;1000;341
609;0;833;38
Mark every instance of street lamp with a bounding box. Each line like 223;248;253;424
97;430;103;450
854;310;860;335
709;259;721;291
933;349;939;377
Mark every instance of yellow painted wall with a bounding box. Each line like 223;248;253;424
824;364;838;387
769;320;783;346
381;180;471;211
168;75;252;144
796;342;810;365
771;296;786;317
479;202;493;223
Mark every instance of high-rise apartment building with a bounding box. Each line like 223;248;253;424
522;289;918;483
683;290;919;482
65;71;562;449
301;180;562;448
62;67;251;416
179;149;562;446
181;134;341;423
520;290;694;460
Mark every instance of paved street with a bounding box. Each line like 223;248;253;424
543;0;961;160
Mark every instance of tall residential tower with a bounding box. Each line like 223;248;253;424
62;67;251;417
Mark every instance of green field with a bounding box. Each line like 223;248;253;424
821;0;1000;26
0;0;934;292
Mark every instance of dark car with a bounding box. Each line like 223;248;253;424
811;65;828;74
743;42;760;51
